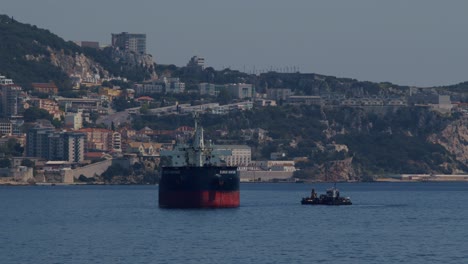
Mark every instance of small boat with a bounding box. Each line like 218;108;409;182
301;186;352;205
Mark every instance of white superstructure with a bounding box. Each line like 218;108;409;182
161;119;231;167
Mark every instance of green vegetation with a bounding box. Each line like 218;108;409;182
0;138;24;158
0;158;11;168
133;104;465;176
23;107;53;122
20;159;35;167
0;15;76;90
101;164;130;182
335;134;462;175
0;14;153;90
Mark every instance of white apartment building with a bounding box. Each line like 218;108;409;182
216;145;251;166
134;82;165;96
199;83;253;99
64;112;83;130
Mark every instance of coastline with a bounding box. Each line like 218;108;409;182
3;173;468;186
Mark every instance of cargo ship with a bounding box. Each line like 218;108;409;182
159;118;240;208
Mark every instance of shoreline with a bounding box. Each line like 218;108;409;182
3;178;468;186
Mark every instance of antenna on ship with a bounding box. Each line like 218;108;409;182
193;112;200;131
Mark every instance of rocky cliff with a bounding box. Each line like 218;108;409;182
48;48;110;80
0;14;158;88
428;117;468;170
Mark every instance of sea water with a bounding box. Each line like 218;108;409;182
1;182;467;264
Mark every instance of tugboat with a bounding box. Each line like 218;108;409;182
158;117;240;208
301;185;352;205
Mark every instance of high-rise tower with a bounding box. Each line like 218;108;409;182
111;32;146;54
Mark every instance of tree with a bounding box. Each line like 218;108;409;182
23;107;52;122
0;158;11;168
89;112;100;123
217;88;233;104
0;138;24;157
21;159;35;167
51;118;63;128
140;103;149;114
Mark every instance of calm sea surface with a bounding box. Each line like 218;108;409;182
1;182;467;264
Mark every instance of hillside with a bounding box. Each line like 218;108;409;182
0;14;156;91
132;105;468;181
156;64;413;98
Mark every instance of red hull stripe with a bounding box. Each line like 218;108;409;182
159;191;240;208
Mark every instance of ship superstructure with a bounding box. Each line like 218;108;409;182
161;120;231;167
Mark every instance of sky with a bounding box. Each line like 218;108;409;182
1;0;468;87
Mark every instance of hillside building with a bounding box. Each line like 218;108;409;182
199;83;226;96
31;82;58;94
199;83;253;99
77;128;121;152
267;88;292;101
26;120;85;163
187;56;205;69
216;145;251;167
0;84;23;118
287;95;323;105
64;112;83;130
111;32;146;54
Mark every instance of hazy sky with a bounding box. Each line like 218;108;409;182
2;0;468;87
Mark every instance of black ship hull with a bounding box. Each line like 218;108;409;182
159;166;240;208
301;196;352;205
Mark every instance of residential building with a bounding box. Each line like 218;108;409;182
187;56;205;69
253;160;296;172
60;132;86;163
216;145;251;166
29;98;62;119
199;83;226;96
199;83;253;99
112;132;122;152
31;82;58;94
111;32;146;54
119;127;136;139
287;95;323;105
99;87;122;101
227;83;253;99
78;128;121;152
0;119;23;137
178;103;220;114
64;112;83;130
124;142;165;156
135;78;186;94
26;120;85;162
0;119;13;136
0;84;23;118
134;82;164;96
164;78;185;93
255;99;277;107
267;88;292;101
55;97;101;111
26;120;56;159
210;101;253;114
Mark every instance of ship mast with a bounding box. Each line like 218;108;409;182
193;116;205;166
